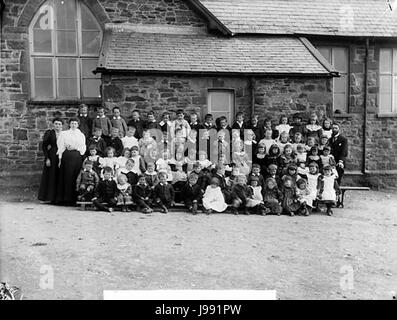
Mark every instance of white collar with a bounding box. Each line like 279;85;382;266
113;116;121;120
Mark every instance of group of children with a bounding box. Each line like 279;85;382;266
74;105;341;216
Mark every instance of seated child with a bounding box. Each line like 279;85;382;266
156;149;171;172
119;158;139;186
295;143;307;163
296;178;312;216
264;144;281;171
291;132;305;153
108;127;124;157
297;160;309;178
218;153;232;177
282;164;300;187
153;171;175;213
264;164;281;187
192;161;211;191
116;173;133;212
317;165;340;216
246;176;270;215
117;148;131;172
320;146;338;177
318;135;329;155
139;130;157;157
144;162;159;189
262;177;283;215
92;166;119;213
99;147;119;179
306;146;322;170
276;131;290;154
226;166;240;189
305;136;316;152
202;177;228;214
181;173;204;215
172;163;188;202
247;163;265;189
121;126;139;149
87;127;107;156
232;151;251;176
198;150;212;172
279;143;296;175
230;175;251;215
86;145;101;176
169;150;187;172
76;160;99;201
134;175;153;214
258;129;277;155
130;145;146;175
280;175;300;216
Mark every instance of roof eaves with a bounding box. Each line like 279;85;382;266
187;0;233;36
95;28;112;74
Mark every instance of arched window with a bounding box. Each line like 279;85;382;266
29;0;102;100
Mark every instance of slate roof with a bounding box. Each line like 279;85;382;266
97;24;337;75
197;0;397;37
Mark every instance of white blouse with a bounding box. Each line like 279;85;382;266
57;129;86;159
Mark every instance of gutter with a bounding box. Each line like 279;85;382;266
363;38;369;174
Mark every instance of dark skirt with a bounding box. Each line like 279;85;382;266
37;151;59;202
56;150;83;204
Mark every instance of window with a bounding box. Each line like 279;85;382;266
207;90;235;124
317;47;349;113
379;48;397;114
29;0;102;100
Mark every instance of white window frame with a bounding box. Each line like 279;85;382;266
29;0;102;100
379;48;397;115
317;46;349;113
207;89;235;125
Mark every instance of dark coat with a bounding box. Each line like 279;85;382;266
329;134;348;164
78;115;92;139
153;183;175;203
127;119;145;139
94;179;119;200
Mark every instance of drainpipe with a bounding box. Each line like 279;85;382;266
250;77;255;118
363;38;369;174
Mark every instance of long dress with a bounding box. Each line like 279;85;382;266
202;185;228;212
38;129;59;202
56;129;86;204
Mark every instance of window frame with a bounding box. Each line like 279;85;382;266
207;89;236;125
28;0;102;101
379;47;397;115
317;46;350;114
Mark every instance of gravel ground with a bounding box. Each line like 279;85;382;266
0;187;396;300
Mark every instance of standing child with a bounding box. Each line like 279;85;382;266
258;129;277;155
78;104;92;141
92;166;119;213
173;109;191;139
130;145;146;175
276;131;290;154
86;145;101;176
134;175;153;214
76;160;99;201
87;127;107;156
290;114;305;138
322;117;333;139
295;143;307;163
306;146;322;170
117;148;131;173
189;112;203;133
116;174;133;212
307;162;321;212
279;143;296;174
181;173;203;215
92;106;112;142
108;127;124;157
253;144;267;175
127;110;145;139
159;111;174;134
202;177;228;214
110;107;128;138
262;177;283;215
231;111;247;140
145;111;160;132
280;175;300;216
320;146;338;177
121;126;139;150
317;165;340;215
304;113;323;143
99;147;119;178
275;115;293;140
296;178;312;216
153;171;175;213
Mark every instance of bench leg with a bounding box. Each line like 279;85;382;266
337;190;345;208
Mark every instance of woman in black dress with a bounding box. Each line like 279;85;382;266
38;117;64;203
56;118;87;205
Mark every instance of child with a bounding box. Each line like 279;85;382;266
282;164;300;187
159;111;174;134
87;127;107;156
86;145;101;176
262;177;283;215
246;176;269;215
134;175;153;214
307;162;321;211
296;178;312;216
226;166;240;190
305;136;317;152
295;143;307;163
172;163;188;201
78;104;92;140
174;109;191;139
258;129;277;155
279;143;296;174
92;166;119;213
290;113;305;137
244;128;257;151
320;146;338;176
121;126;139;149
108;127;123;157
99;147;119;178
218;153;232;177
318;135;329;155
231;111;247;140
202;177;228;214
198;150;212;172
127;110;145;139
306;146;322;170
213;130;231;163
76;160;99;201
117;148;131;172
276;131;290;154
169;149;187;172
230;175;251;215
248;163;265;188
280;175;300;216
181;173;203;215
322;117;333;139
253;144;267;175
116;174;133;212
121;158;139;186
186;148;198;173
264;144;281;170
304;113;323;143
92;106;112;141
233;151;251;176
145;111;160;132
291;132;305;153
139;130;157;157
263;118;279;140
275;115;293;139
317;165;340;216
247;114;264;141
130;145;146;175
156;149;172;172
297;160;309;178
144;162;159;189
189;112;203;133
153;171;175;213
202;113;216;131
110;107;128;138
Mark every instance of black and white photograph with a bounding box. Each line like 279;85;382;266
0;0;397;303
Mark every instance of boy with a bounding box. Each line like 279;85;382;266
92;166;119;213
189;112;202;132
127;110;145;139
76;160;99;201
144;162;159;189
92;106;113;142
230;175;251;215
78;104;92;141
121;158;139;186
173;109;191;139
145;111;160;132
121;126;139;149
181;173;203;215
153;171;175;213
290;113;305;137
231;111;247;140
110;107;128;138
108;127;123;157
248;163;265;189
247;114;264;142
86;127;107;156
134;175;153;214
264;164;281;188
130;145;146;175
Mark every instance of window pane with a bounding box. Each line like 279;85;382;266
33;3;54;30
333;48;348;72
82;59;100;78
58;58;77;78
209;91;233;112
82;79;101;97
380;49;392;74
81;4;100;30
57;30;76;54
318;47;331;63
380;75;392;93
35;78;53;99
59;78;78;97
56;0;76;30
334;93;347;113
394;50;397;74
34;57;53;77
33;29;52;53
82;31;101;54
379;94;392;113
334;75;347;94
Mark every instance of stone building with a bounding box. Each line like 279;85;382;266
0;0;397;188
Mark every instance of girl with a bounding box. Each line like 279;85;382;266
99;147;119;179
117;148;131;173
277;131;290;154
202;177;228;214
86;145;101;176
246;176;270;215
306;146;322;170
318;135;329;155
320;146;338;177
264;144;281;171
280;175;300;216
279;143;296;175
253;144;267;175
144;162;159;189
304;113;323;143
296;178;312;216
139;130;157;157
291;132;305;153
297;160;309;178
307;162;321;211
317;165;341;216
305;136;317;152
262;177;282;215
116;174;133;212
258;129;277;155
169;150;187;172
233;151;251;176
121;126;139;150
296;144;307;163
130;145;146;175
198;150;212;172
322;117;333;139
275;115;293;139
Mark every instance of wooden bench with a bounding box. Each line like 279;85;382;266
76;201;135;211
337;186;370;208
